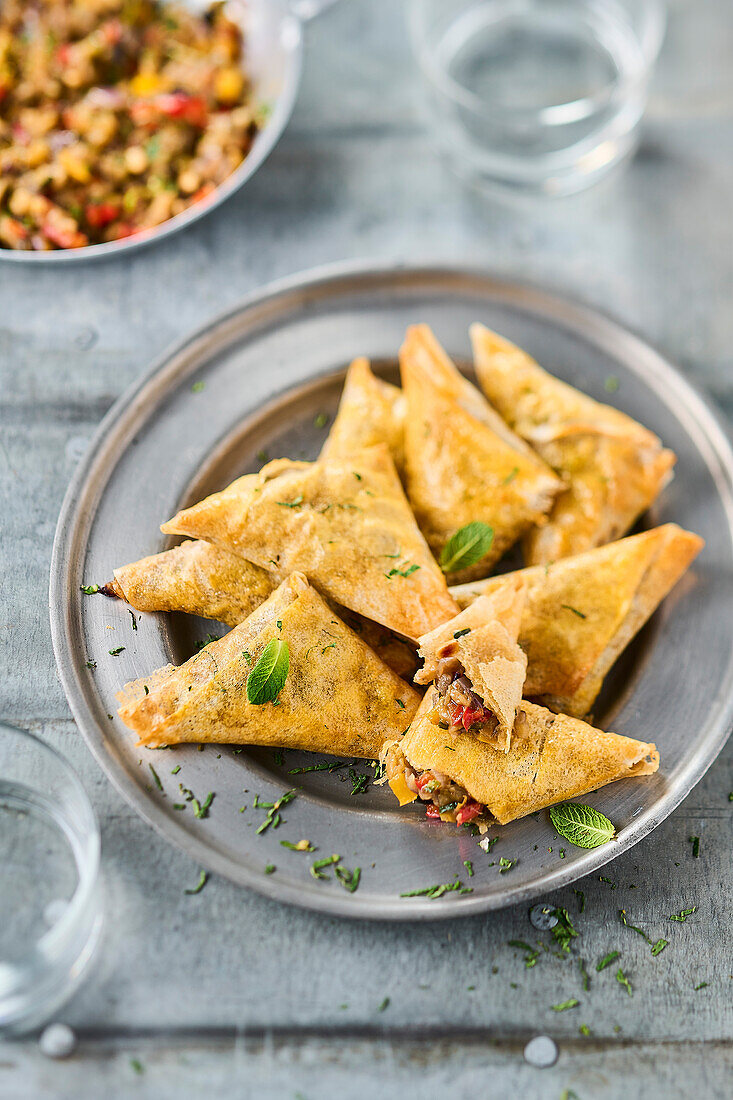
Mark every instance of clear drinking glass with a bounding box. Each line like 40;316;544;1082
0;724;102;1034
409;0;666;196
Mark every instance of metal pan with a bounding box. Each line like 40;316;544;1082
50;263;733;919
0;0;335;264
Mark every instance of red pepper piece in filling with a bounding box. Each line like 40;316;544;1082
85;202;121;229
455;799;482;826
425;803;441;820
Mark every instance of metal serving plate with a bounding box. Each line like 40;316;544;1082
50;264;733;919
0;0;303;264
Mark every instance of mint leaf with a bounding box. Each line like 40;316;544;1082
440;522;494;574
549;802;616;848
246;639;290;705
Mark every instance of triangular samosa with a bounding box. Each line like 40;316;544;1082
109;539;277;627
161;444;458;641
451;524;703;716
320;357;406;476
384;694;658;825
414;576;528;752
471;323;676;564
400;325;562;580
117;573;421;754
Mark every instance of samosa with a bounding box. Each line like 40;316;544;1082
320;357;406;476
414;576;528;752
471;323;676;564
161;444;459;640
400;325;562;580
384;693;659;826
117;573;421;755
451;523;703;716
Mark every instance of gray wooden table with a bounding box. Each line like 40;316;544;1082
1;1;732;1096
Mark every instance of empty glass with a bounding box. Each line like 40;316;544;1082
0;724;102;1033
409;0;666;196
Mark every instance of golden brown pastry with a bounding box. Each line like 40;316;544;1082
117;573;421;754
385;693;659;825
414;576;527;752
451;523;703;716
320;357;406;476
161;444;459;641
109;539;277;627
471;323;676;564
400;325;562;580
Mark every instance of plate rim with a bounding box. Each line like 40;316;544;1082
50;260;733;920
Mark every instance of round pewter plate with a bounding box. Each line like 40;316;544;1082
50;264;733;919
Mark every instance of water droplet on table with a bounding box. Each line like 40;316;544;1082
524;1034;558;1068
39;1023;76;1059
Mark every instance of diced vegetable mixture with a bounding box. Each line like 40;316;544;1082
0;0;260;250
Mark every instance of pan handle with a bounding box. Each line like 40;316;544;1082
288;0;341;21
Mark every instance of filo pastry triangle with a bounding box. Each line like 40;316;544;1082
399;325;562;581
414;575;528;753
384;693;659;826
471;323;676;565
451;523;703;716
320;357;406;476
161;444;458;641
108;538;419;679
117;573;421;754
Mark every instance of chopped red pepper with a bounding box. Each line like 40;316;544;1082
425;803;441;820
456;800;483;826
415;772;435;791
447;699;494;731
41;221;88;249
85;202;120;229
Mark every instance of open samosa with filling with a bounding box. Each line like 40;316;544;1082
471;323;676;564
117;573;420;754
400;325;562;580
451;523;703;716
384;693;659;826
414;576;527;752
109;539;277;627
320;357;406;476
161;443;458;640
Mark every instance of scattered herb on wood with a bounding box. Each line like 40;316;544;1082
256;788;297;834
578;958;591;991
184;870;208;895
619;909;652;945
574;889;585;913
552;908;578;953
191;380;205;393
551;998;580;1012
80;584;100;595
400;876;471;899
463;859;474;878
499;857;517;873
509;940;540;968
596;951;620;972
148;764;163;792
669;906;697;922
377;997;390;1012
335;864;361;892
109;646;125;656
689;835;700;858
616;968;633;996
311;854;341;880
651;939;668;956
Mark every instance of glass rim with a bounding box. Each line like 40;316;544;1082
0;722;101;1027
407;0;667;119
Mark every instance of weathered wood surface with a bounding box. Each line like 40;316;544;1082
1;1;732;1096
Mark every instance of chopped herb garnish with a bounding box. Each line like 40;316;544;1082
288;760;350;775
599;876;617;889
551;998;580;1012
499;857;517;873
619;909;652;945
509;940;540;968
689;835;700;858
440;522;494;574
604;375;620;393
669;906;697;922
579;1024;591;1037
191;381;205;393
195;633;220;652
578;958;591;991
502;466;519;485
552;908;578;953
273;750;284;766
463;859;474;878
693;981;708;991
396;698;405;709
173;803;185;810
130;1058;144;1075
277;495;304;508
314;412;329;429
280;838;315;852
616;968;633;996
561;604;587;619
247;639;290;705
453;628;471;639
335;864;361;892
194;791;215;819
256;789;297;834
550;802;615;848
264;864;276;875
85;659;97;669
109;646;125;656
184;870;208;895
311;854;341;880
349;768;370;796
377;997;390;1012
322;642;336;654
574;889;585;913
651;939;668;956
596;951;620;972
385;563;421;579
80;583;100;595
149;764;163;792
128;609;138;631
400;875;469;899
